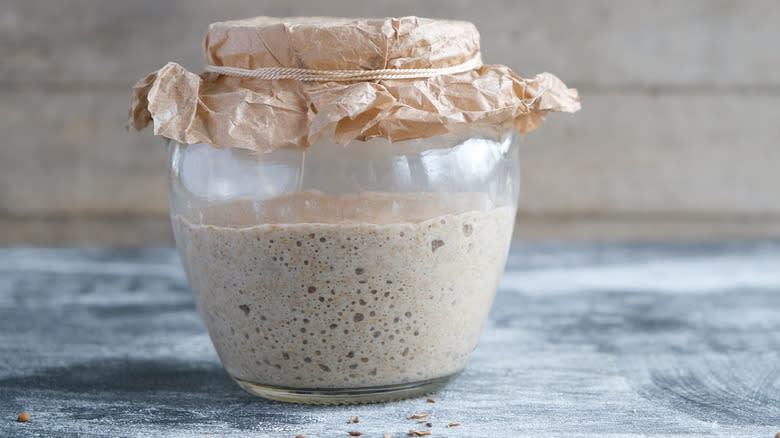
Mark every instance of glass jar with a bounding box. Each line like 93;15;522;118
168;130;520;403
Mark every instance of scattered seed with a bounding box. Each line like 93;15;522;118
383;434;393;438
347;432;362;437
295;435;307;438
408;431;431;437
426;398;436;403
425;423;433;428
17;412;31;423
347;416;360;424
417;419;426;424
407;413;428;419
446;422;461;428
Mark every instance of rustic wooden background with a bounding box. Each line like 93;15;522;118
2;0;780;245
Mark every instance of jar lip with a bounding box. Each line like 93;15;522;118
165;129;516;154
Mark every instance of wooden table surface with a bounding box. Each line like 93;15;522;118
1;243;779;437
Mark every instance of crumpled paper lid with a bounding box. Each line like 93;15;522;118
128;16;580;151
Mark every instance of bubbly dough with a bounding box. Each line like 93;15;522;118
173;193;514;388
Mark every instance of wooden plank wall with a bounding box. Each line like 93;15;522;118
2;0;779;245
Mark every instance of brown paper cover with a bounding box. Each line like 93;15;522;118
128;16;580;151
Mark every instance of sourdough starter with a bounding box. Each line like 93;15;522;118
172;192;514;388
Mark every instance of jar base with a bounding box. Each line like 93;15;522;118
231;373;457;405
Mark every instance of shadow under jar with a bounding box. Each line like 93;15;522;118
128;15;579;403
168;133;519;403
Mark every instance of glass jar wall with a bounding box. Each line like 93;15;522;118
168;132;520;403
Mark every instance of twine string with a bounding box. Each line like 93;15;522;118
204;55;483;81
